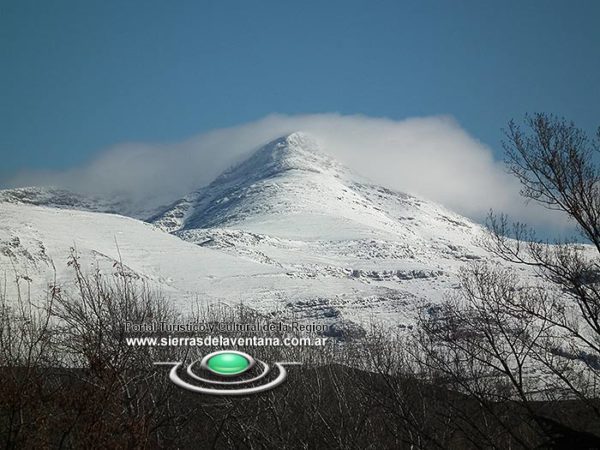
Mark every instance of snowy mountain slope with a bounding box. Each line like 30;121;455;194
0;132;539;330
143;132;525;326
0;202;449;328
151;133;481;241
0;186;166;220
152;132;494;276
0;203;281;309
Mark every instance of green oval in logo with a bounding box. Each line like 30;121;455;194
206;352;250;376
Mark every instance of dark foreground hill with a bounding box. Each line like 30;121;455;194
2;364;600;449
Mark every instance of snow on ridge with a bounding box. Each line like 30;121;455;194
0;185;165;220
0;132;507;330
150;131;481;244
215;132;348;183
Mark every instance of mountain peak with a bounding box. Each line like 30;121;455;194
255;132;322;167
279;130;314;144
150;132;477;239
215;132;345;186
276;131;318;151
150;132;353;231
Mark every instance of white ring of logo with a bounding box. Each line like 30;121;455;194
155;351;300;395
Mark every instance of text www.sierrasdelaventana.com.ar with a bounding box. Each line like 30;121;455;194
126;335;329;347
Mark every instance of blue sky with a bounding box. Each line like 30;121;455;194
1;0;599;179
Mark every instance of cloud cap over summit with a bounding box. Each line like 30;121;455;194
2;113;571;232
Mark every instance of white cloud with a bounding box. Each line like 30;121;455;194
3;113;572;232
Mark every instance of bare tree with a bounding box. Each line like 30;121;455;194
413;114;600;447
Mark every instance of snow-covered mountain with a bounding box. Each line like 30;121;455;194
0;133;510;331
0;186;166;219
